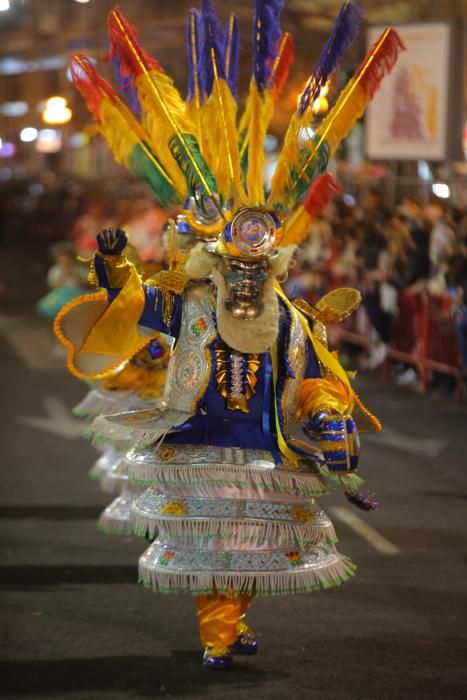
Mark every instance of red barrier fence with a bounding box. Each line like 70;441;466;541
327;289;464;403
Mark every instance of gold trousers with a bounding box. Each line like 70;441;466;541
196;592;254;650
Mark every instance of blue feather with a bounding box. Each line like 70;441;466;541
186;9;203;103
109;49;142;119
298;1;363;116
253;0;284;90
223;14;239;97
200;0;226;97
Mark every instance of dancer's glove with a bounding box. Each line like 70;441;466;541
97;227;128;255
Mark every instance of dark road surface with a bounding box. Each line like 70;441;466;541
1;308;467;700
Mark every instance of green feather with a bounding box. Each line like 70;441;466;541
129;143;180;208
168;133;218;199
238;127;249;189
273;137;330;210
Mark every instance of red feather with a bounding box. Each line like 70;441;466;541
270;32;294;101
356;28;405;99
303;173;341;217
107;8;163;81
69;54;115;119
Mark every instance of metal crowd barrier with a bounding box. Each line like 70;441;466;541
324;289;464;404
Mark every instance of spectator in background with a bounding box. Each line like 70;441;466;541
36;242;88;321
361;187;390;229
69;196;109;258
447;236;467;377
355;219;391;369
119;194;168;263
425;196;456;292
398;196;430;289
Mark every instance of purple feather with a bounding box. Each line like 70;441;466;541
109;49;142;119
298;1;363;116
200;0;226;97
223;14;239;97
186;9;203;103
345;489;380;511
253;0;284;90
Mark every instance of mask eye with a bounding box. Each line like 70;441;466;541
224;270;243;283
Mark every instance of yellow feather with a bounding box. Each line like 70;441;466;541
281;204;312;246
99;98;141;166
315;79;367;154
245;81;273;206
268;111;300;206
270;83;367;210
136;70;190;198
200;77;245;203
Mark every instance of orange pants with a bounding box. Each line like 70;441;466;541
196;592;253;650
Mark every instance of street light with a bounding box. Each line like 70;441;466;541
42;96;72;125
20;127;38;142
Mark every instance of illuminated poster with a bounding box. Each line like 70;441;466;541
365;23;450;160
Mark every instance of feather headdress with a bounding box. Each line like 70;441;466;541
70;2;404;257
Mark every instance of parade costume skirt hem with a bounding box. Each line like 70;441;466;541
97;495;135;536
138;555;356;596
127;462;329;497
73;389;128;419
100;472;127;496
132;512;337;547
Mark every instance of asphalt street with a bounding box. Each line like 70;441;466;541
1;281;467;699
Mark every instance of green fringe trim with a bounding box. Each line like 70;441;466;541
129;475;329;498
133;525;338;548
137;560;356;596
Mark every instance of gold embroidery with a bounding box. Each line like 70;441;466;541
214;343;260;413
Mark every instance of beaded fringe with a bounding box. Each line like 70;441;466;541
100;470;127;496
138;555;356;596
127;461;330;497
97;499;134;537
89;414;173;446
132;510;337;547
73;390;131;419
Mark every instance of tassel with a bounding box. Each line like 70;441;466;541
345;489;379;511
282;173;341;246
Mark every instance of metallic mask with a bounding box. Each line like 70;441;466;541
222;257;269;320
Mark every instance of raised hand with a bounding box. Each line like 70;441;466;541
96;227;128;255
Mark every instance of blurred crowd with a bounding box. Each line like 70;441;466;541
0;174;171;319
285;188;467;383
1;175;466;391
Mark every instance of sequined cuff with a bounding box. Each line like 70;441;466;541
95;251;134;289
318;414;360;473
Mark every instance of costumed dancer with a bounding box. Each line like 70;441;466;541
55;1;403;669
